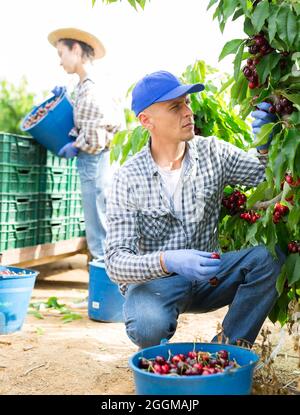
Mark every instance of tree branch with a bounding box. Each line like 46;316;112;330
253;192;283;210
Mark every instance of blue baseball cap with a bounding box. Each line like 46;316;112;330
131;70;204;116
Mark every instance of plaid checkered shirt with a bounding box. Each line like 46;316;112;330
69;77;116;154
105;135;267;294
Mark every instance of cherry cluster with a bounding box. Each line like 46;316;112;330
267;96;295;116
243;34;274;89
222;190;247;215
240;211;261;224
272;203;289;224
138;349;239;376
247;33;274;57
287;241;300;254
23;97;60;129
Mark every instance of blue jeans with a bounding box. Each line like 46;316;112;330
76;149;116;262
124;245;283;348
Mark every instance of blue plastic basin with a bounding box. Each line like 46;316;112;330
21;91;74;156
129;342;259;395
0;266;38;334
88;262;125;323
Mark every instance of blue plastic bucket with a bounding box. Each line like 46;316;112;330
129;342;259;395
0;266;38;334
21;90;74;156
88;262;125;323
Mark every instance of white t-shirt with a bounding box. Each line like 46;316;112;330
156;155;187;217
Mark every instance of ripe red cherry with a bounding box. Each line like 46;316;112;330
187;351;197;359
211;252;220;259
155;356;166;364
171;354;185;364
160;363;170;374
153;363;163;374
218;350;229;360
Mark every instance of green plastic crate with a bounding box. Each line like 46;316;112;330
39;148;76;168
38;193;69;219
67;194;84;217
0;221;38;251
67;217;85;239
38;218;69;244
68;167;81;193
0;132;42;165
39;167;69;193
0;163;40;193
0;193;39;223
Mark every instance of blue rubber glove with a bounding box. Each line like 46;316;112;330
163;249;221;282
251;102;277;151
51;86;66;97
58;142;79;159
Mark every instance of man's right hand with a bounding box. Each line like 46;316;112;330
251;102;277;151
162;249;221;282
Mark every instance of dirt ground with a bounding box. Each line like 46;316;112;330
0;254;299;395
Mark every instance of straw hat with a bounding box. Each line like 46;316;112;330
48;27;106;59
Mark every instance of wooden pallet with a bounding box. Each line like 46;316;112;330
0;237;88;267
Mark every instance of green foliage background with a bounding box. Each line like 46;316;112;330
0;77;37;135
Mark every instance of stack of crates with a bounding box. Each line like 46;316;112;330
0;132;85;251
0;133;40;251
38;149;85;244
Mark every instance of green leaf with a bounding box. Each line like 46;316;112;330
282;129;300;175
266;222;277;256
276;5;290;50
287;206;300;231
251;0;269;33
294;144;300;177
276;264;287;295
245;221;258;244
233;42;245;81
219;39;244;61
218;76;235;95
127;0;137;10
61;313;82;324
251;122;275;148
222;0;239;21
207;0;219;10
255;52;281;84
247;181;269;208
120;141;132;165
244;17;255;37
293;4;300;16
131;127;142;154
286;8;298;48
271;37;289;52
46;296;64;309
286;254;300;285
232;8;244;21
267;5;279;44
28;310;44;319
239;0;252;16
136;0;146;9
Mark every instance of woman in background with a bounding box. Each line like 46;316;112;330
48;27;118;264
